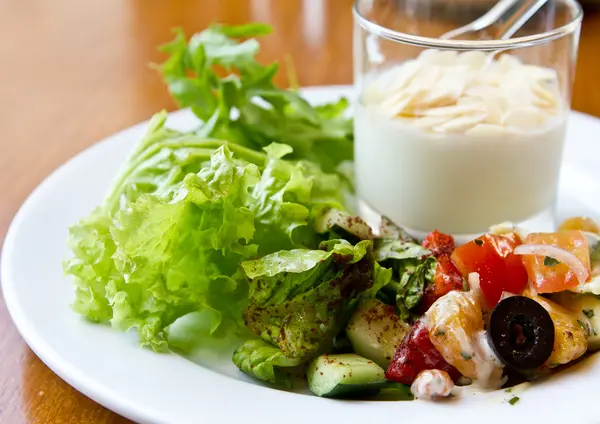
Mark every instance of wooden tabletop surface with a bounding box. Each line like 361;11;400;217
1;0;599;422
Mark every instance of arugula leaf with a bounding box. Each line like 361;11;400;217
158;24;354;173
374;239;435;321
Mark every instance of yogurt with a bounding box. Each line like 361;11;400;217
355;50;567;236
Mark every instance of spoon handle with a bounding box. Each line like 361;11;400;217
497;0;550;39
439;0;519;40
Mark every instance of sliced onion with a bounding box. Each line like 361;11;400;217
513;243;589;285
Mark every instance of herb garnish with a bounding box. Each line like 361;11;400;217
583;309;595;319
544;256;560;266
577;319;587;330
474;239;483;246
460;351;472;361
509;396;520;405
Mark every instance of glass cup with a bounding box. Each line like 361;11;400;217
353;0;583;240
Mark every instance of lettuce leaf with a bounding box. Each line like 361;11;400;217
241;240;388;361
66;114;350;351
68;144;260;351
66;22;357;355
249;143;347;254
158;24;353;173
232;339;304;387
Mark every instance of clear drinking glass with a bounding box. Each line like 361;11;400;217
353;0;583;240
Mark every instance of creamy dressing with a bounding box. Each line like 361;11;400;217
355;50;567;235
410;369;454;400
425;273;505;389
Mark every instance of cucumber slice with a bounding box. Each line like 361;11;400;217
307;354;386;398
346;299;410;368
314;209;374;242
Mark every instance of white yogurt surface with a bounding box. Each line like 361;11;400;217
355;50;567;235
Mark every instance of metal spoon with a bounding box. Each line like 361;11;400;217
440;0;550;40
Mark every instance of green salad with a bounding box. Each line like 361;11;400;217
65;23;432;400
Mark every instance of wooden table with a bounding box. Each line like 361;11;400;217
1;1;599;422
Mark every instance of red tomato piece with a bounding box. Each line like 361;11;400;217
385;318;460;385
418;255;464;313
386;318;461;385
522;231;591;293
451;233;528;308
422;230;456;257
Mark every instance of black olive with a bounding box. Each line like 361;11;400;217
487;296;555;371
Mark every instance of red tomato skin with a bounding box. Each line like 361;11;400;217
522;231;591;293
422;230;456;257
386;318;461;385
451;233;528;308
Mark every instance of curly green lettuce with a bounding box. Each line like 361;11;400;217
67;143;261;351
66;114;350;351
66;22;357;354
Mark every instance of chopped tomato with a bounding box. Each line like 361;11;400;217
422;230;455;257
451;233;528;308
419;255;464;313
521;231;591;293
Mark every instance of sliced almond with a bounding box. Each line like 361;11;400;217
421;65;470;108
457;51;487;70
421;103;483;118
522;65;558;81
411;115;451;130
502;107;548;131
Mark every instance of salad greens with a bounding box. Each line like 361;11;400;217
241;240;389;361
65;22;432;398
159;24;353;173
374;239;435;321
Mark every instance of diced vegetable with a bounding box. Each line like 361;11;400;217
487;296;555;371
422;230;456;257
426;278;504;388
378;216;415;242
520;231;591;293
451;233;528;307
314;209;374;242
417;231;464;313
307;354;388;398
346;299;411;368
419;254;464;313
569;235;600;295
551;292;600;351
386;318;461;385
525;293;588;367
559;216;600;235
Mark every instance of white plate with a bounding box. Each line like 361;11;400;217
3;86;600;424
